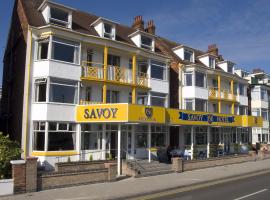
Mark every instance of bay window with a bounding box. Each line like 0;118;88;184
151;92;166;107
261;109;268;121
195;99;207;112
184;72;193;86
195;71;206;87
151;61;166;80
48;122;76;151
33;122;45;151
49;78;78;104
184;99;193;110
51;37;79;64
37;39;49;60
34;78;47;102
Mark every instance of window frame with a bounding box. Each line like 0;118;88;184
150;61;167;81
184;49;194;62
141;35;153;51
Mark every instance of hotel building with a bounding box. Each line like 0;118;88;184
236;69;270;145
1;0;262;172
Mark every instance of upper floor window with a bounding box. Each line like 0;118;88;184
184;49;194;62
227;65;233;73
137;92;148;105
195;99;207;112
239;84;245;96
37;39;49;60
261;109;268;121
34;78;47;102
106;90;120;103
151;92;166;107
151;61;166;80
184;72;193;86
50;7;69;27
141;35;153;50
103;23;115;39
209;57;215;68
195;71;206;88
184;99;193;110
51;37;79;64
261;89;268;101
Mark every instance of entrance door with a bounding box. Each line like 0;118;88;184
223;128;231;154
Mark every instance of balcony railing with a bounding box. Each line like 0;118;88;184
209;87;236;101
79;100;103;105
81;61;149;88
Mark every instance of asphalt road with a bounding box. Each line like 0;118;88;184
141;172;270;200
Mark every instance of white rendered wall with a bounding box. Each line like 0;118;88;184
94;21;103;37
130;34;141;48
182;86;208;99
173;48;184;60
150;79;169;94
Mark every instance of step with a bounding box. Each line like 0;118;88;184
135;169;174;178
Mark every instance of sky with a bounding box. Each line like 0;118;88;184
1;0;270;85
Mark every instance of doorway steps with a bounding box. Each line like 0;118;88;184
125;159;174;177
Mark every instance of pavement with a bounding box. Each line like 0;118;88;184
1;159;270;200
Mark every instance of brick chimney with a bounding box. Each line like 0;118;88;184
207;44;218;56
132;16;144;31
145;20;156;35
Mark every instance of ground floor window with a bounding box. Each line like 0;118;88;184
194;126;207;145
184;127;191;145
135;125;148;148
81;124;102;150
48;122;76;151
33;122;45;151
240;128;249;143
210;127;220;144
151;125;167;147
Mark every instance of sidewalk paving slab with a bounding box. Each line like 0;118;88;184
1;159;270;200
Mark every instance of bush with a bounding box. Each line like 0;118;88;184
0;133;21;179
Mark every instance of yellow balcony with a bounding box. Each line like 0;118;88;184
209;87;237;102
79;100;103;105
81;61;149;89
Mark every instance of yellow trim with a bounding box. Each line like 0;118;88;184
31;151;78;157
103;46;108;103
132;55;137;104
23;28;33;159
217;75;221;113
40;31;54;38
232;102;235;115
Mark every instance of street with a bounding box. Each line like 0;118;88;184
139;172;270;200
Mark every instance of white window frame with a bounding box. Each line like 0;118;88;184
140;35;153;51
184;49;194;62
184;99;194;110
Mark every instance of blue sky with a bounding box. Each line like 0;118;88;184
1;0;270;85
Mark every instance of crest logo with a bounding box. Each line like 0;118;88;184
207;114;213;124
145;107;153;118
254;117;258;124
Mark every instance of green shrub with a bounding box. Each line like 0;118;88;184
89;154;93;161
0;133;21;179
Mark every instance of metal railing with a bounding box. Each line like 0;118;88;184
208;87;236;101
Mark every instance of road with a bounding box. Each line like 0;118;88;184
136;172;270;200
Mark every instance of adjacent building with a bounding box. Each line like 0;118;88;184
1;0;262;171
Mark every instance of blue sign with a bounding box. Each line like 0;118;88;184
179;112;235;124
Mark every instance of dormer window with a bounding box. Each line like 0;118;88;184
103;23;114;39
49;7;69;27
38;1;74;29
228;64;233;73
141;35;153;50
184;49;194;62
209;57;215;68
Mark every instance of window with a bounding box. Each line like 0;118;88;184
184;127;191;145
151;61;166;80
87;49;93;63
103;23;114;39
209;57;215;68
195;71;206;87
151;126;167;147
34;78;47;102
48;122;76;151
184;73;193;86
49;79;78;104
239;84;245;96
33;122;45;151
211;127;220;144
185;99;193;110
151;92;166;107
106;90;120;103
51;37;79;64
135;125;148;148
137;92;148;105
212;79;218;88
81;124;102;150
50;7;69;27
141;35;153;50
261;89;267;101
194;127;207;145
37;39;49;60
239;106;247;115
85;87;91;102
227;65;233;73
195;99;207;112
252;109;260;117
261;109;268;121
240;128;249;143
211;103;218;113
184;49;193;62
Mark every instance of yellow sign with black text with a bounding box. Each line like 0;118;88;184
76;104;165;124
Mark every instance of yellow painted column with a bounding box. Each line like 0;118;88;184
103;46;108;103
132;55;137;104
231;80;234;114
218;75;221;113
